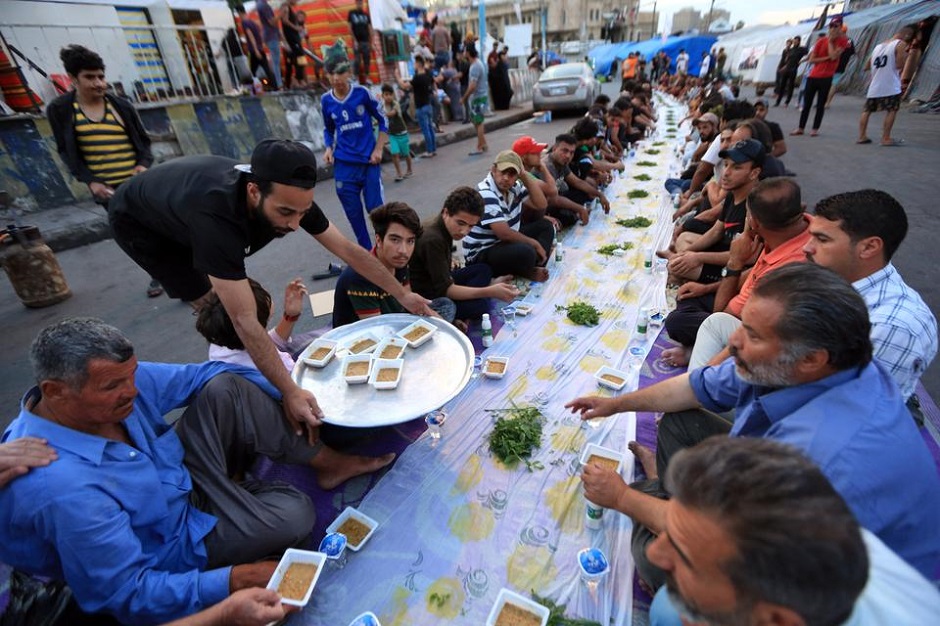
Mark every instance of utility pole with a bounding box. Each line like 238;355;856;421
706;0;715;33
652;0;658;39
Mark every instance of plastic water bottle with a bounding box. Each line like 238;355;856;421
481;314;493;347
555;242;564;263
637;307;649;335
644;248;653;273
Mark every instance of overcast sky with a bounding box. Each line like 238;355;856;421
653;0;839;30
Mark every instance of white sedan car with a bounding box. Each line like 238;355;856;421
532;62;601;112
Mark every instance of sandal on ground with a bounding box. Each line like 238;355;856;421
404;171;414;178
856;138;872;144
147;280;164;298
468;149;485;156
809;130;819;137
789;128;804;136
881;139;905;146
394;176;404;182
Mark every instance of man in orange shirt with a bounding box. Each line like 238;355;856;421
666;178;811;369
620;52;638;93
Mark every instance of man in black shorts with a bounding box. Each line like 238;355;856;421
108;139;432;432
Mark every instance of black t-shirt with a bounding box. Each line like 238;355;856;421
784;46;808;72
572;145;594;179
760;154;787;179
348;9;371;42
717;193;747;250
110;156;329;281
411;72;434;108
457;59;471;91
765;120;784;143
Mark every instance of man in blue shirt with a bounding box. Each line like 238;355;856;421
321;55;389;249
566;263;940;587
0;318;395;624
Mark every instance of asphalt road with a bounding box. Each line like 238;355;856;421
2;82;938;429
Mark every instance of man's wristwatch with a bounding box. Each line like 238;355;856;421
721;266;743;279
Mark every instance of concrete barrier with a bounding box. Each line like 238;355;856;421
0;91;328;214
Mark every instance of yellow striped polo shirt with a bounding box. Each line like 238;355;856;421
73;100;136;186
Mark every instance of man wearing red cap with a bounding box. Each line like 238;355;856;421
791;18;849;137
511;135;560;222
108;139;433;432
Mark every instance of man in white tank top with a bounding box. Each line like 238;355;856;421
858;26;914;146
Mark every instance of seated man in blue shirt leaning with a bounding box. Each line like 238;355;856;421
333;202;455;327
0;317;394;625
566;263;940;588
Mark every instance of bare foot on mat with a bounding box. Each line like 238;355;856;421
629;441;658;480
312;449;396;490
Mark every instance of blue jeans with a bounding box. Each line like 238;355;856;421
664;178;691;195
416;104;436;154
429;297;456;322
451;263;493;320
265;38;283;88
333;160;385;249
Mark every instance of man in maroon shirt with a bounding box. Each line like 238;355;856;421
792;18;849;137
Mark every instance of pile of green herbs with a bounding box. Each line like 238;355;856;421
596;242;633;256
627;189;649;199
487;404;545;471
555;301;600;326
531;592;602;626
636;161;657;167
615;216;653;228
633;173;652;181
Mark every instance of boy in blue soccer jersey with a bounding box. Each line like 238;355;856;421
321;51;389;249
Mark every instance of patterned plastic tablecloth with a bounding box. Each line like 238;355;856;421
291;101;686;626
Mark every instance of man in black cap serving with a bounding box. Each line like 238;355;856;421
108;139;433;432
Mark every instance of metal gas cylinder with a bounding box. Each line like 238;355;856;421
0;224;72;308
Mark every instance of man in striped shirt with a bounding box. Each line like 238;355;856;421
47;45;158;297
463;150;553;282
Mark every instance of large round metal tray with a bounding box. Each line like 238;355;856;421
292;314;474;427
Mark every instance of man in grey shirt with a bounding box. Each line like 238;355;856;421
462;44;489;156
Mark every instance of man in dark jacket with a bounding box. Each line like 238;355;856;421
46;44;159;297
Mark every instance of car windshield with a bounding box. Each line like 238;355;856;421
541;64;585;80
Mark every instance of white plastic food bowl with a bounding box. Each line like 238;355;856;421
302;338;338;368
374;336;407;361
594;365;629;391
266;548;326;607
579;443;625;474
368;358;404;390
514;302;535;316
485;588;550;626
325;506;379;552
483;356;509;379
396;319;437;348
344;332;382;355
342;354;373;384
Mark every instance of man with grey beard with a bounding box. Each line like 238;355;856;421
565;263;940;589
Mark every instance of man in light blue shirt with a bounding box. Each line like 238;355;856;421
0;318;394;624
567;263;940;588
644;437;940;626
804;189;937;405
